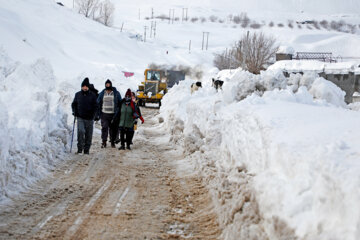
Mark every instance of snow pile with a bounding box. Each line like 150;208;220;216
160;69;360;239
0;49;68;203
218;68;346;107
269;60;360;74
277;46;295;55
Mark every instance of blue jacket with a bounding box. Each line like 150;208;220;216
97;87;122;117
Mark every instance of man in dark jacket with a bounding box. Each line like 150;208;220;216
71;78;98;154
97;79;122;148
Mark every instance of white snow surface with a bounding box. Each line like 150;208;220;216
0;0;360;238
160;69;360;239
269;60;360;74
0;49;68;202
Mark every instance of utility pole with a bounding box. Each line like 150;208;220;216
144;26;148;42
151;8;154;19
202;32;205;50
172;9;175;24
182;8;188;22
154;21;157;38
150;21;153;38
138;8;140;20
73;0;74;9
169;9;171;24
169;9;175;24
189;40;191;53
206;32;209;50
202;32;209;50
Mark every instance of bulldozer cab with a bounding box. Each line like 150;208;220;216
146;70;161;81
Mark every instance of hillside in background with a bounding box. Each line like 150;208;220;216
0;1;360;239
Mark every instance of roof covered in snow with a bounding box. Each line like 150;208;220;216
276;46;295;55
268;60;360;74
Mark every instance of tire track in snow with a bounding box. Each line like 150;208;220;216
64;178;113;239
113;186;130;216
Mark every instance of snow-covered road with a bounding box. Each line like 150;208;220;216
0;108;220;239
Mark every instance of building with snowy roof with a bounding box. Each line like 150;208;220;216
268;60;360;103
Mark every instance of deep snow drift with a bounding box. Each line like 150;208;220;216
1;0;360;238
0;49;68;203
160;69;360;239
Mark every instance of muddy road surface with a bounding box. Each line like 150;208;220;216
0;108;220;239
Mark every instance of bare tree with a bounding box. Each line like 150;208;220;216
320;20;329;29
213;52;230;70
214;32;278;74
250;22;262;29
240;32;278;74
76;0;115;27
240;13;250;28
287;20;294;29
209;15;218;22
190;17;198;23
100;0;115;26
76;0;100;18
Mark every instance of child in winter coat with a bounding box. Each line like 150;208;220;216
130;92;143;144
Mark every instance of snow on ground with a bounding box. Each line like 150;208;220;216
1;0;360;238
269;60;360;74
160;69;360;239
0;49;68;203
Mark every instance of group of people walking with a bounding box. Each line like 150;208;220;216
71;78;144;154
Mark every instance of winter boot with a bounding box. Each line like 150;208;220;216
101;140;107;148
126;145;131;150
118;145;125;150
111;141;116;148
84;150;89;154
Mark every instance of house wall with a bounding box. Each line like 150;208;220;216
319;72;356;103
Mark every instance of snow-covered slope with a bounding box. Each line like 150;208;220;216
0;0;360;238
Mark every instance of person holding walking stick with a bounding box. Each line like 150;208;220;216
70;116;76;153
71;78;98;154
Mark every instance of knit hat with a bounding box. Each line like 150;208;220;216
81;78;90;87
125;89;132;97
105;79;112;87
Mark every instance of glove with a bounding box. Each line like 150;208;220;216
140;116;144;124
94;116;100;121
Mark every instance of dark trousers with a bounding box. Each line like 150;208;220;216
120;127;134;147
77;118;94;152
101;113;115;142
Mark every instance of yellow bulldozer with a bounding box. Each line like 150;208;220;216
136;69;167;107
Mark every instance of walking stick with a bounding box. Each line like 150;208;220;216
70;116;76;153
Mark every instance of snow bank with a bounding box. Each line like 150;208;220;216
269;60;360;75
0;49;68;203
160;69;360;239
277;46;295;55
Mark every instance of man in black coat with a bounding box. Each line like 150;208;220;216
71;78;98;154
97;79;122;148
